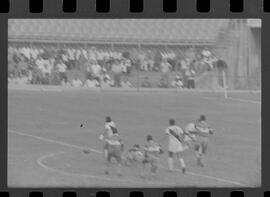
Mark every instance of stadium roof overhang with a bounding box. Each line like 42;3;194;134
8;37;214;46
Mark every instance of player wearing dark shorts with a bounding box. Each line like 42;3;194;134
99;116;119;159
141;135;163;178
104;131;123;176
193;115;213;167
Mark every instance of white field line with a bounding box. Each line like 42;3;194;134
37;151;169;186
203;96;261;104
9;129;246;187
227;97;261;104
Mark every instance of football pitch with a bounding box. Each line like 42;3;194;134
8;87;261;187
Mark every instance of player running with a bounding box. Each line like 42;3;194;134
189;115;214;167
184;122;197;148
99;116;119;159
99;116;123;175
141;135;163;178
165;118;187;173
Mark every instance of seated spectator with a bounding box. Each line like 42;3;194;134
161;59;171;85
121;79;133;88
101;75;113;88
71;76;83;87
171;75;183;89
61;80;67;86
158;78;169;88
141;76;152;88
32;66;43;85
42;73;50;85
85;79;99;88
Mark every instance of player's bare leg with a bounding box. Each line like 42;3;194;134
104;149;108;159
140;160;147;178
116;162;122;176
150;163;158;179
105;159;110;175
168;152;174;172
177;152;186;174
196;146;204;167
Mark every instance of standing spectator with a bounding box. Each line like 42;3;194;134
111;59;122;87
32;65;43;84
185;69;196;89
160;59;171;86
139;51;147;71
67;47;76;70
56;59;68;84
84;59;93;80
91;60;102;82
146;50;154;71
122;57;132;75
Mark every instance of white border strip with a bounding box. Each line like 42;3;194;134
9;129;246;187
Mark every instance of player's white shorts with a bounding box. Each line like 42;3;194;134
168;141;185;153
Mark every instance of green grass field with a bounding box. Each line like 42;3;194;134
8;87;261;187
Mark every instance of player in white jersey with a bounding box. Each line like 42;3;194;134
99;116;120;159
99;116;123;175
165;118;187;173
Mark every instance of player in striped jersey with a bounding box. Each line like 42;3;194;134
142;135;163;178
192;115;214;167
165;118;187;173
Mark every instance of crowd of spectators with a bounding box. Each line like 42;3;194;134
8;43;218;89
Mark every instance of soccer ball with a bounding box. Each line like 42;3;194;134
83;149;90;154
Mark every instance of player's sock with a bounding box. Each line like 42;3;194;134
195;151;200;158
179;158;186;168
168;157;173;171
104;150;108;159
179;158;186;173
117;164;122;176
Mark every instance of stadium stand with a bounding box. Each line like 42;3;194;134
8;19;260;90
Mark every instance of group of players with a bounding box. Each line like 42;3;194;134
95;115;213;178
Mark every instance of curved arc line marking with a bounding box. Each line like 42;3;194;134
36;151;171;186
9;129;247;186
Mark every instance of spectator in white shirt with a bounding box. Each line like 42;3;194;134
121;79;133;88
202;48;212;58
171;75;184;89
160;59;171;85
71;76;83;87
85;79;99;88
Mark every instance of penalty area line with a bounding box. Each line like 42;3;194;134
9;129;247;187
